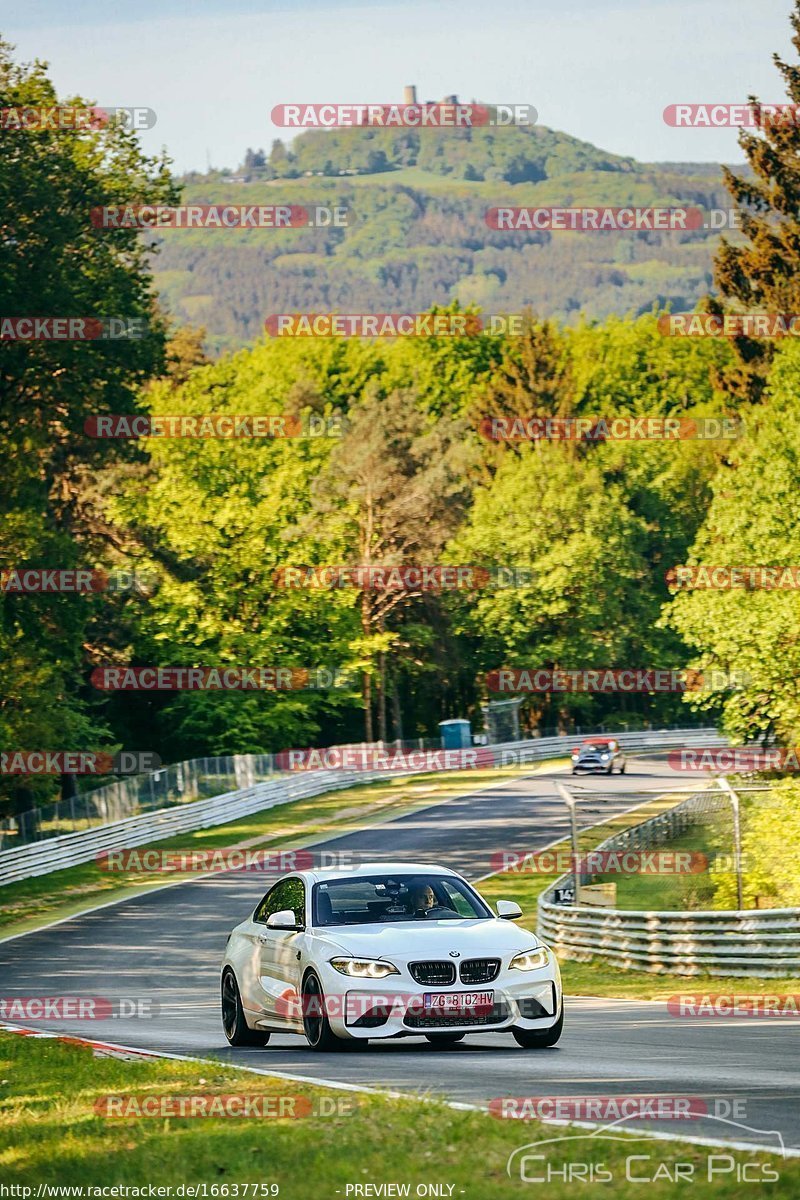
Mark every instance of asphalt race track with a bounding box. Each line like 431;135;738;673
1;756;798;1154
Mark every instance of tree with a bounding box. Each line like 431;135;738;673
243;147;266;171
102;334;383;759
711;0;800;400
566;314;737;574
712;781;800;909
471;317;574;473
446;442;669;733
665;341;800;747
307;386;476;741
0;42;178;811
161;325;210;385
268;138;293;175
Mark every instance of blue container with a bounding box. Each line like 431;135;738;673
439;719;471;749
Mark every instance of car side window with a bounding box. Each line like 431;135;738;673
254;878;305;926
440;880;475;916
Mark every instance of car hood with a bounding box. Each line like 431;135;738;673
314;919;541;960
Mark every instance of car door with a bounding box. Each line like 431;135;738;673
252;876;306;1026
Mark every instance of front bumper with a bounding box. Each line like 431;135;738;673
318;964;562;1040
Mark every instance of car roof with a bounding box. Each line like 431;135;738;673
581;737;616;744
302;862;460;883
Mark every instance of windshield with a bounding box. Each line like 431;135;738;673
580;743;609;754
312;873;492;927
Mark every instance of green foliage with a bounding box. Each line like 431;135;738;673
665;340;800;745
81;309;743;755
0;42;178;811
7;41;800;799
157;163;733;352
445;442;654;726
280;121;636;184
713;780;800;908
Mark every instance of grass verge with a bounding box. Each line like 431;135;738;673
0;1032;796;1197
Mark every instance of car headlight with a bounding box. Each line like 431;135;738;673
600;752;609;759
329;958;400;979
509;947;550;972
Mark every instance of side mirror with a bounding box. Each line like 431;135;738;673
266;908;301;930
496;900;522;920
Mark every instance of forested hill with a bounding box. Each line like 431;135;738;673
151;121;740;353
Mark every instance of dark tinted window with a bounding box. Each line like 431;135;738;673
312;873;491;927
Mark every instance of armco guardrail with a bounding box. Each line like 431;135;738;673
0;725;717;851
537;781;800;978
0;754;280;850
0;726;722;888
0;766;392;888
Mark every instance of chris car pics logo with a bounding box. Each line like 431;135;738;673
506;1118;785;1185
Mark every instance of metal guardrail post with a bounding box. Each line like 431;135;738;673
555;782;580;904
717;775;744;911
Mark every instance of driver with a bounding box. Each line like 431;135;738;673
409;883;451;918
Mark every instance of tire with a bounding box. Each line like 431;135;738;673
221;969;271;1046
512;1005;564;1049
425;1033;466;1046
302;971;349;1051
606;763;613;774
620;762;626;774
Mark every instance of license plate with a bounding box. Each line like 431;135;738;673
423;990;494;1013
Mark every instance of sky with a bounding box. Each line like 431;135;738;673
3;0;795;173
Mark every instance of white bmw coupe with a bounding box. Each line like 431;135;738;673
221;862;563;1051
